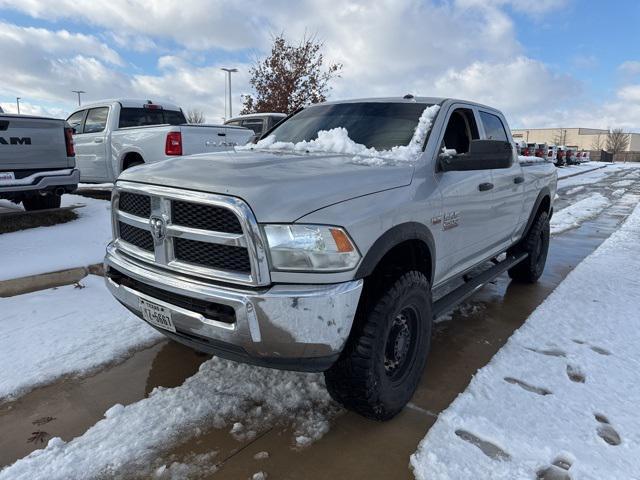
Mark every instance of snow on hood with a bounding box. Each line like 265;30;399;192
239;104;441;165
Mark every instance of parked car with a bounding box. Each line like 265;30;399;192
547;145;557;164
104;96;557;420
556;146;566;166
580;151;591;162
534;143;547;158
565;146;580;165
0;112;78;210
514;140;526;155
224;113;287;142
67;99;253;183
523;142;537;156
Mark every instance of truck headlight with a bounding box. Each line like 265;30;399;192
263;224;361;272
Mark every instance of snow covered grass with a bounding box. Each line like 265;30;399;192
411;201;640;480
550;192;610;234
0;351;340;479
239;105;440;164
0;194;111;281
0;275;162;401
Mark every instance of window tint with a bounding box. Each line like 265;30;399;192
118;108;186;128
225;120;242;127
67;110;86;133
441;108;480;154
480;112;508;141
83;107;109;134
270;103;431;150
241;119;265;135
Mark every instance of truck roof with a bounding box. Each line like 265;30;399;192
227;113;287;121
319;96;500;112
72;98;182;111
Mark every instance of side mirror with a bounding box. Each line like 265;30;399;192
439;140;513;172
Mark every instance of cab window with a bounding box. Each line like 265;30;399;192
241;118;265;135
479;111;508;141
83;107;109;134
441;108;479;155
66;110;87;134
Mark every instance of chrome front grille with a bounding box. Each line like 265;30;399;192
112;181;270;286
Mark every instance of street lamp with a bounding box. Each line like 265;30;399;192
220;68;238;119
16;97;21;114
72;90;86;106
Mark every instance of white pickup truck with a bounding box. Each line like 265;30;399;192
66;99;253;183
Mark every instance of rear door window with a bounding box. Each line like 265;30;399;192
67;110;87;134
479;111;508;141
118;108;187;128
241;118;265;135
83;107;109;134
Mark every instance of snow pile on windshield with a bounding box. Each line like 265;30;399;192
240;104;440;163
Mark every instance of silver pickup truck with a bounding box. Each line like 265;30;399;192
67;99;253;183
104;97;557;419
0;113;78;210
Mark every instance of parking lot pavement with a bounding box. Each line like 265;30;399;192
1;165;639;479
0;194;111;281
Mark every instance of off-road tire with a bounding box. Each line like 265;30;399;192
508;211;550;283
324;271;432;421
22;195;62;211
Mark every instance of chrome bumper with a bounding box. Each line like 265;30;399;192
0;168;79;193
104;243;363;371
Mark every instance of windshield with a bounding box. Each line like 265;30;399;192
269;102;432;151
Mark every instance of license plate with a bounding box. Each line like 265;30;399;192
139;298;176;332
0;172;15;183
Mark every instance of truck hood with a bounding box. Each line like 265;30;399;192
119;149;414;222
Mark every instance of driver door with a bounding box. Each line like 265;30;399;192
433;105;497;283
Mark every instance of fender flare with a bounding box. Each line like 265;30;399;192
522;187;552;239
355;222;436;281
120;149;145;173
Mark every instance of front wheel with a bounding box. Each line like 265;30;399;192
508;211;550;283
324;271;432;421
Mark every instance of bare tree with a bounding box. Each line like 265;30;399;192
241;34;342;115
590;133;604;151
186;109;206;124
606;128;630;159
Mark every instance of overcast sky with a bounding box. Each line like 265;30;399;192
1;0;639;130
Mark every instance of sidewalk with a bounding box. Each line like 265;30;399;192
411;201;640;479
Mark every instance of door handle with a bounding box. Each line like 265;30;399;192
513;176;525;184
93;138;104;143
217;132;227;137
478;182;494;192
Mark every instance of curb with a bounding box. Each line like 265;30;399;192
557;164;608;181
0;263;104;297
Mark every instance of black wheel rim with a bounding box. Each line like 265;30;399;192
384;305;419;382
533;228;549;272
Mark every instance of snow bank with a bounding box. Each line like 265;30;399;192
239;105;440;164
0;352;340;479
0;275;162;401
0;194;111;281
550;193;610;234
411;201;640;480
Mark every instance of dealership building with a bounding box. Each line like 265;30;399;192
511;127;640;152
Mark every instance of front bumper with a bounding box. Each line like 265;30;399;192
0;168;79;197
104;243;363;372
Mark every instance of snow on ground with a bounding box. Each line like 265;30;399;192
555;162;603;180
550;192;610;234
411;201;640;480
238;105;440;164
0;275;162;401
0;351;341;479
565;185;585;196
0;194;111;281
611;179;635;188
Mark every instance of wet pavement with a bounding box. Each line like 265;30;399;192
1;164;639;478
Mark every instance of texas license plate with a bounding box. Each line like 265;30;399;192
139;298;176;332
0;172;15;183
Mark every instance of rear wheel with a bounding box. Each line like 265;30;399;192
508;211;550;283
324;271;432;420
22;195;61;211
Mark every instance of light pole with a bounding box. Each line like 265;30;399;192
16;97;21;114
220;68;238;119
72;90;86;106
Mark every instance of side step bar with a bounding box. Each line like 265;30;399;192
432;252;528;320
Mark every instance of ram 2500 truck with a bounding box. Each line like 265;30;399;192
104;97;557;420
66;99;253;183
0;113;78;210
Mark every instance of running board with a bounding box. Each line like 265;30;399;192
432;253;528;320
